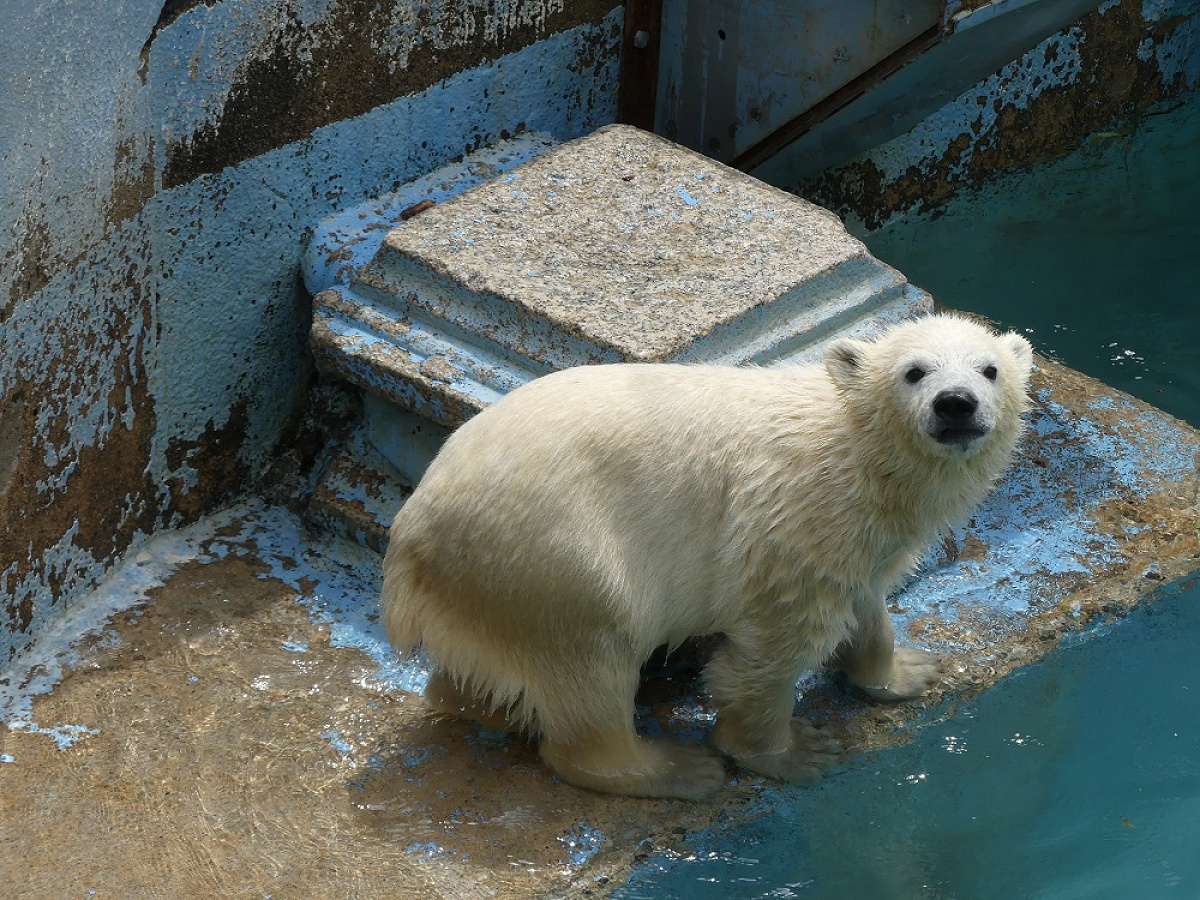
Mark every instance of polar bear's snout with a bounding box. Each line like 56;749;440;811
931;388;987;448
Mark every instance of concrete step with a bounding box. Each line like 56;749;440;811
307;124;932;524
305;434;411;554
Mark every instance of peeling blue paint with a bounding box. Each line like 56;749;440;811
869;24;1086;188
322;729;354;756
559;822;607;866
1041;400;1197;493
407;841;453;862
1;526;210;740
9;721;100;750
0;499;417;755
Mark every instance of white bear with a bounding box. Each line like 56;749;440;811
381;314;1033;800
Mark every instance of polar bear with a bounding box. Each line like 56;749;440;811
381;314;1033;800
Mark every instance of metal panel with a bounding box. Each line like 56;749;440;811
655;0;944;161
751;0;1105;182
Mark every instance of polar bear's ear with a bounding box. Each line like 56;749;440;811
1002;332;1034;371
824;338;866;390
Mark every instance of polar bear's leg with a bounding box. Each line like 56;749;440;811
534;662;727;800
833;601;943;702
705;643;842;783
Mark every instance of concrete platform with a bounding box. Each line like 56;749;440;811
0;501;756;900
2;357;1197;898
6;124;1198;898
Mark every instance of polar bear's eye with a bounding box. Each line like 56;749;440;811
904;366;926;384
983;365;998;381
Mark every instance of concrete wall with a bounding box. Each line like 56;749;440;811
0;0;622;664
790;0;1200;229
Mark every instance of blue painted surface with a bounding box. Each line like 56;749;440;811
559;822;608;867
748;0;1107;183
145;6;621;472
7;721;99;751
322;729;355;756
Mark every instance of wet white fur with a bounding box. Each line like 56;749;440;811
381;314;1034;799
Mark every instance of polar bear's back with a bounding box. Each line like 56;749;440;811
382;362;839;665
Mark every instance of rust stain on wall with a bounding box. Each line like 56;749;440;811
0;280;160;660
0;390;28;500
804;4;1189;228
165;400;253;522
4;143;156;321
109;136;158;230
163;0;619;188
3;218;55;320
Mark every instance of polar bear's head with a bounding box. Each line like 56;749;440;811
824;315;1034;461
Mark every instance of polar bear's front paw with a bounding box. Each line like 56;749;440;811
728;720;843;784
857;646;943;702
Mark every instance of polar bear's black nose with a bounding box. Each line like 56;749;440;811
933;389;978;422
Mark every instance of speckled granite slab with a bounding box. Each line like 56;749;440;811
310;124;930;438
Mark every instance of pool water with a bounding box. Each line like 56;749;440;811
616;575;1200;900
615;90;1200;899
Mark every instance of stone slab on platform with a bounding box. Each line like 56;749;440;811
305;431;411;554
309;123;931;437
308;123;931;523
352;123;918;368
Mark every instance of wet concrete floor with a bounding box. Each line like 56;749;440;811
0;504;741;900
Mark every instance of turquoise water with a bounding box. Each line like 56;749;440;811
617;575;1200;900
615;91;1200;899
